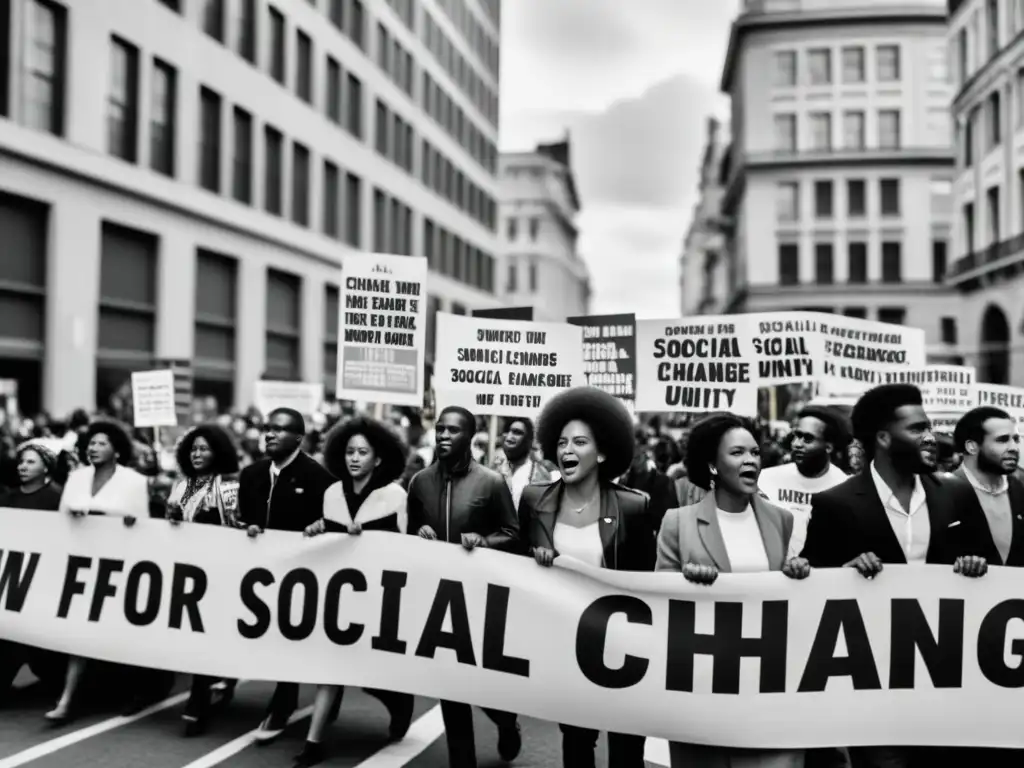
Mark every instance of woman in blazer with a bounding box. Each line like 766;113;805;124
300;416;415;767
48;420;153;723
520;387;655;768
656;414;815;768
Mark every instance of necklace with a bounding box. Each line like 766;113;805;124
567;495;598;514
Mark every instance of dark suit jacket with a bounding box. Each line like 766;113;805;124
237;452;336;532
952;466;1024;567
800;470;986;568
519;480;655;572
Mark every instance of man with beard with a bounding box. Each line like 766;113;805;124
407;405;522;768
801;384;987;768
758;407;850;558
492;417;552;509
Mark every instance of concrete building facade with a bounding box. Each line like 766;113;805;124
947;0;1024;385
498;137;590;321
715;0;960;360
0;0;502;415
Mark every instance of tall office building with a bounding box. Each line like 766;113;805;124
947;0;1024;385
498;136;590;321
0;0;502;414
713;0;960;360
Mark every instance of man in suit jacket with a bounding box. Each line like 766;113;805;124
801;384;988;768
237;407;336;745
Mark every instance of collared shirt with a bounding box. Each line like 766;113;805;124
870;461;930;564
962;464;1013;564
506;459;535;510
267;447;302;520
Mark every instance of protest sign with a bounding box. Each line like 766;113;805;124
635;316;758;416
433;313;586;418
974;383;1024;425
254;380;324;417
749;312;824;385
567;313;636;413
816;315;926;398
131;370;178;428
876;365;976;413
6;509;1024;749
337;253;427;407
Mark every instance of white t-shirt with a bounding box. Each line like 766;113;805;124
757;462;848;559
716;505;770;573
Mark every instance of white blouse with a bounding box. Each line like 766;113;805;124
716;505;770;573
323;481;408;533
58;465;150;518
553;521;603;567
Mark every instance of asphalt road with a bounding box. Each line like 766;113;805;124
1;672;671;768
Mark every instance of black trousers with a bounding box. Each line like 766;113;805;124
184;676;237;718
558;724;645;768
264;682;300;721
0;641;66;697
440;700;517;768
324;686;414;725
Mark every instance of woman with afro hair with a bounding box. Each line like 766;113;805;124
519;386;655;768
298;416;415;767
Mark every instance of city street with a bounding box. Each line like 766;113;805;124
1;674;671;768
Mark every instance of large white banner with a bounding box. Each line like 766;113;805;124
4;511;1024;749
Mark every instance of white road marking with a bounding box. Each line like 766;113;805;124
349;706;445;768
176;704;315;768
644;737;671;766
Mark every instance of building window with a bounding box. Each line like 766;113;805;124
987;0;1000;54
987;186;1001;243
774;114;797;152
778;243;799;285
326;57;341;123
324;284;339;385
98;222;158;378
876;45;900;81
19;0;66;136
932;240;947;283
881;242;902;282
808;48;831;84
507;260;517;292
774;50;796;86
529;260;538;292
265;269;301;380
375;99;389;155
348;0;366;49
198;86;222;193
841;46;865;83
776;182;799;221
957;27;968;86
203;0;225;42
987;91;1001;148
345;172;362;247
880;178;900;216
941;316;958;344
194;250;237;393
810;112;832;151
232;107;252;204
237;0;257;63
377;22;390;72
878;307;906;326
346;73;363;138
815;243;834;284
291;142;310;227
268;6;286;85
264;125;283;215
814;180;833;218
878;109;901;149
373;189;388;252
296;30;313;103
844;307;868;319
963;201;975;253
323;160;340;238
848;242;867;283
965;106;976;166
843;110;865;149
108;37;139;163
150;59;176;176
529;217;540;241
847;179;866;217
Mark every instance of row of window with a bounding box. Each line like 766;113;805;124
383;0;415;32
377;21;415;98
773;110;902;152
420;139;496;229
953;0;1024;88
775;178;902;221
374;98;416;175
372;187;414;256
421;9;498;126
507;216;541;242
435;0;499;79
776;239;948;285
506;257;538;294
422;70;497;174
773;45;901;88
423;217;495;292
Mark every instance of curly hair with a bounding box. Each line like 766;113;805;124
684;413;759;491
536;387;635;480
851;383;923;460
175;424;241;479
322;416;407;485
84;420;135;467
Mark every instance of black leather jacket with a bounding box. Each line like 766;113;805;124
406;458;520;552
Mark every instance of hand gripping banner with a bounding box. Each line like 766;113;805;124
2;509;1024;749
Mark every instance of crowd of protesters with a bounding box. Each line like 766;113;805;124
2;382;1023;768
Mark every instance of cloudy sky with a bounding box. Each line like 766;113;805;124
499;0;739;318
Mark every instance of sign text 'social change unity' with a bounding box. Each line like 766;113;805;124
5;511;1024;749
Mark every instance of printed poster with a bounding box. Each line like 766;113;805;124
337;253;428;407
433;313;586;419
567;313;636;413
131;370;178;428
816;314;926;398
748;312;824;386
877;365;976;413
254;381;324;417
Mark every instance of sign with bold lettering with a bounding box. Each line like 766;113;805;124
337;253;428;407
816;315;926;398
567;313;636;413
749;312;825;386
6;511;1024;749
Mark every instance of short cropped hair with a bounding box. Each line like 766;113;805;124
323;416;407;485
953;406;1013;453
267;407;306;434
84;420;135;466
684;413;758;491
536;388;635;480
850;384;923;459
796;406;851;449
176;424;240;479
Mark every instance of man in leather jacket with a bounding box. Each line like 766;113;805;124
406;405;522;768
